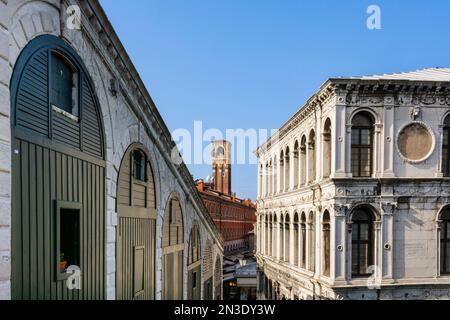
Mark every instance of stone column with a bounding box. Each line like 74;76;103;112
305;223;311;271
382;96;395;177
437;125;444;177
332;94;349;178
346;221;353;282
374;123;383;177
381;202;395;280
345;124;352;176
333;204;348;281
374;220;382;283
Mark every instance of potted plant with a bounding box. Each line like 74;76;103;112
59;253;67;271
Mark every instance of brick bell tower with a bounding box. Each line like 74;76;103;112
212;140;232;195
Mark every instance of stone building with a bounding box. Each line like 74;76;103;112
196;140;256;255
256;69;450;300
0;0;223;300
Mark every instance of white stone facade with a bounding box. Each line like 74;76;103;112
0;0;223;300
256;69;450;300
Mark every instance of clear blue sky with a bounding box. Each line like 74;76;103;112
99;0;450;200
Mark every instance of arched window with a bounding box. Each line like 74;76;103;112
214;255;222;300
323;119;332;178
443;115;450;177
351;112;374;177
351;208;374;277
279;151;285;193
202;240;213;299
51;52;79;116
273;156;278;194
300;213;307;269
265;163;269;196
308;131;316;183
285;147;290;191
265;214;269;255
284;213;291;263
132;149;146;181
440;207;450;275
269;160;273;195
216;146;225;157
293;141;300;188
322;211;331;277
308;212;315;272
294;212;299;266
268;214;272;257
300;136;307;186
259;164;263;198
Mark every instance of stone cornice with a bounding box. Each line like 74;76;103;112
257;77;450;157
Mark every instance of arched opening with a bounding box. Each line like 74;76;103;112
440;207;450;275
300;136;307;186
273;215;278;258
188;224;202;300
268;214;272;257
322;211;331;277
279;151;285;193
351;112;374;177
202;240;213;299
116;144;157;300
162;195;184;300
279;214;284;261
265;163;269;197
269;160;273;195
308;212;315;272
11;35;105;300
323;119;332;179
351;207;375;277
442;115;450;177
294;212;299;266
265;214;269;255
273;156;278;194
214;255;222;300
285;147;290;191
308;131;316;183
300;213;307;269
284;213;291;263
259;164;263;197
293;141;300;188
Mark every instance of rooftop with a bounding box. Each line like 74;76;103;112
349;68;450;82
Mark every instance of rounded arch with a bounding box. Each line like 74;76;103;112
323;118;332;178
116;142;158;300
322;209;331;277
442;114;450;177
348;204;380;222
308;130;316;183
11;34;106;158
349;108;378;125
308;211;315;224
437;204;450;221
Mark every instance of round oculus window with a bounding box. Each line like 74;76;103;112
397;122;434;162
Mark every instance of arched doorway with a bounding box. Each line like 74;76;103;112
162;195;184;300
11;35;105;299
116;144;157;299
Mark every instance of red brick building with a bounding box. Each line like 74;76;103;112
196;140;256;254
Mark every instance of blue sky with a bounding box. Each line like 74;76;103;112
99;0;450;200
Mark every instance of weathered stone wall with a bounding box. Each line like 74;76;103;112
0;0;223;300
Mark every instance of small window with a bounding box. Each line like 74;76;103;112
51;53;79;117
56;201;81;280
132;150;146;181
